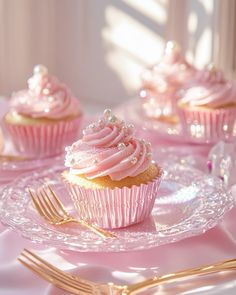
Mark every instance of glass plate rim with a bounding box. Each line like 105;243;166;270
0;162;234;253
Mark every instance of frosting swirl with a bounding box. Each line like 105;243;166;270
65;109;153;181
179;65;236;108
10;65;80;119
141;41;196;91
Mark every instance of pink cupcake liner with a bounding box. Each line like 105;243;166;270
63;172;163;229
141;87;178;120
178;106;236;143
5;115;82;158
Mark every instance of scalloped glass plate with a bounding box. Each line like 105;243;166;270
114;98;236;144
0;162;234;252
0;154;64;184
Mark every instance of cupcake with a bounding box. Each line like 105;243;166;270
140;41;196;123
177;64;236;143
4;65;82;158
62;109;163;229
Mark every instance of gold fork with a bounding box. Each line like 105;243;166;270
18;249;236;295
0;154;27;162
28;185;116;239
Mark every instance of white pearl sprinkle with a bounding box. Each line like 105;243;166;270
146;142;151;148
92;159;98;164
82;129;87;135
118;143;126;150
131;157;137;165
48;96;54;102
33;64;48;76
89;123;96;130
103;109;112;117
207;63;216;72
108;115;117;123
165;41;180;53
43;88;50;95
98;119;104;126
128;124;134;129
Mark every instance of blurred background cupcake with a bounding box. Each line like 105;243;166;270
4;65;83;158
177;64;236;143
140;41;196;124
63;109;163;229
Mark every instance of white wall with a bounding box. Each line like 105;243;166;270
0;0;235;110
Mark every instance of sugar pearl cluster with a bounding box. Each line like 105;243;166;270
82;109;135;140
27;65;56;103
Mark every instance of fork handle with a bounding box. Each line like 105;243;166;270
73;220;116;239
125;258;236;294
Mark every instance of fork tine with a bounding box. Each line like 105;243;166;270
19;249;94;294
48;186;117;239
48;185;68;215
28;189;41;214
18;257;92;295
30;186;117;239
28;189;50;221
36;191;55;221
39;188;62;220
29;188;54;222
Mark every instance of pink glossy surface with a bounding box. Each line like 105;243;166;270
0;97;236;294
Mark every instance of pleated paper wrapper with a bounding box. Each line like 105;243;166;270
63;172;163;229
5;115;82;158
178;106;236;143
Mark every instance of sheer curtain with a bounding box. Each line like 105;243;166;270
0;0;235;109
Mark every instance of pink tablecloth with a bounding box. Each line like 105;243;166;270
1;98;236;295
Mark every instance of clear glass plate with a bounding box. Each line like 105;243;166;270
0;154;64;171
114;98;236;144
0;160;233;253
0;154;64;185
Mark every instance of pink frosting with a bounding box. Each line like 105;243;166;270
65;109;153;181
141;41;196;92
10;65;80;119
180;65;236;108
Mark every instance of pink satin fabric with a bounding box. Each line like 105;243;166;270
1;97;236;295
